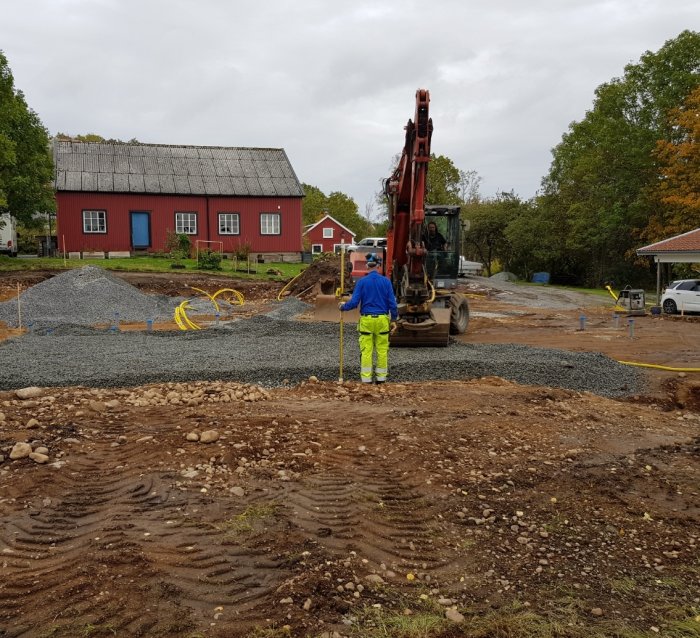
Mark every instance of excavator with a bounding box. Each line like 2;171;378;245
382;88;469;346
314;89;469;346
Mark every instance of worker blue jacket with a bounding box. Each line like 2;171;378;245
341;270;398;320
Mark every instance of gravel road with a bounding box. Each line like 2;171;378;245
466;276;599;310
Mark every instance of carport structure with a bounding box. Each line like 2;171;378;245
637;228;700;303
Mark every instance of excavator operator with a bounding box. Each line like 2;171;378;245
423;221;447;251
339;253;398;384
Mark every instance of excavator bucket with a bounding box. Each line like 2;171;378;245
390;307;451;346
314;295;360;322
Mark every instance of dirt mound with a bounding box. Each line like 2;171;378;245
285;253;352;298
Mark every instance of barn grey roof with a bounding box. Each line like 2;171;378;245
53;141;304;198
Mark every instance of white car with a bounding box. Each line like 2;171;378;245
347;237;387;252
459;257;483;277
661;279;700;314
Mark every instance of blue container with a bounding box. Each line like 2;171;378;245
531;272;550;284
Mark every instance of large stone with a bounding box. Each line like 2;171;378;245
15;387;44;400
29;452;49;464
199;430;220;443
10;442;32;459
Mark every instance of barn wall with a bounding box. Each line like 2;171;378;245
56;192;303;254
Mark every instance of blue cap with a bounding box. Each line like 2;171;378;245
366;253;379;266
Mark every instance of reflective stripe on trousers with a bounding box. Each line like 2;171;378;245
358;315;390;382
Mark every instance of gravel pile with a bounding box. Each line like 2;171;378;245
0;266;178;328
0;315;645;396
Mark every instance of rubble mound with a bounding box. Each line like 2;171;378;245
285;253;351;298
0;266;177;328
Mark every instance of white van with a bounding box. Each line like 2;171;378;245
0;214;18;257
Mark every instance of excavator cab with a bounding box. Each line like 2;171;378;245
423;206;461;290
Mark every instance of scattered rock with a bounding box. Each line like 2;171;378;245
16;387;44;400
10;442;32;459
186;431;200;442
29;452;49;464
200;430;220;443
591;608;604;617
26;418;40;429
230;486;245;497
445;608;465;623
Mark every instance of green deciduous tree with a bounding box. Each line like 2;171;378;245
463;192;524;277
425;154;462;205
646;85;700;239
0;51;55;222
542;30;700;286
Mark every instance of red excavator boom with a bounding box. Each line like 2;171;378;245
384;88;432;290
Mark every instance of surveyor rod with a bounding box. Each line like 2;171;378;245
338;247;346;383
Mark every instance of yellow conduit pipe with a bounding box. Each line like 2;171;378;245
212;288;245;305
616;360;700;373
177;300;200;330
174;305;188;331
277;271;305;301
189;286;220;313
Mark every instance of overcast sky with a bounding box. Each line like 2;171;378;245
1;0;697;217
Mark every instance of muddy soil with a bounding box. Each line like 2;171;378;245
0;271;698;638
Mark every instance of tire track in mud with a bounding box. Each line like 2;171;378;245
0;439;290;636
281;423;455;581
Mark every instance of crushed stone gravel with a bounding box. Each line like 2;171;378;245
0;266;178;328
0;271;644;396
0;314;645;396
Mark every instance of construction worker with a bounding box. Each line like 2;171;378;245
339;253;398;384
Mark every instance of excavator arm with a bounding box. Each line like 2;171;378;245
384;89;433;307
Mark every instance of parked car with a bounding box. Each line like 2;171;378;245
346;237;387;253
458;256;483;277
661;279;700;314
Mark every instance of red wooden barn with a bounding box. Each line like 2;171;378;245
303;214;356;254
53;141;305;260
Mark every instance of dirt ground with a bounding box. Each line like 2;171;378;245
0;270;698;638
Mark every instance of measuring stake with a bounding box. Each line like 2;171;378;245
17;283;21;329
338;247;346;382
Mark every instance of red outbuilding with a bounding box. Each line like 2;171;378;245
303;214;356;254
53;141;305;260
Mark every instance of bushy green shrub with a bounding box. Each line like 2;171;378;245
197;249;222;270
165;230;191;259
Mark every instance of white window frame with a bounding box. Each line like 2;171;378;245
260;213;280;235
218;212;240;235
82;210;107;234
175;212;197;235
322;227;334;239
311;244;323;254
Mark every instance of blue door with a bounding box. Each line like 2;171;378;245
131;212;150;248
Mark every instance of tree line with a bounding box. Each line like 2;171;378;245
2;31;699;286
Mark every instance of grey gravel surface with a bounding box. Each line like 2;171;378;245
464;276;598;310
0;315;645;396
0;266;178;328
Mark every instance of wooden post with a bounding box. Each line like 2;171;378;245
17;283;21;329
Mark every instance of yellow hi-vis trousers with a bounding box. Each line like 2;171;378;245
358;314;390;383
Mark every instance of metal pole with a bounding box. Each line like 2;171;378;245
338;246;346;382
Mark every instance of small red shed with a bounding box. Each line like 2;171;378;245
53;141;305;260
303;214;356;254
